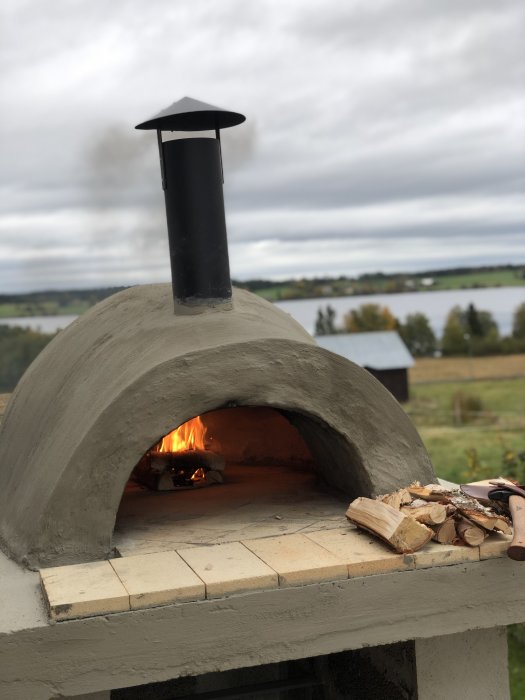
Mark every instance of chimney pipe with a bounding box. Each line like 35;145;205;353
136;97;245;313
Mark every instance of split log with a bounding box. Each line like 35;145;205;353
407;484;451;502
456;507;512;534
378;488;412;510
346;497;433;553
431;518;459;545
401;503;447;526
455;517;487;546
494;518;513;535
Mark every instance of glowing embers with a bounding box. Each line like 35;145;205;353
134;416;225;491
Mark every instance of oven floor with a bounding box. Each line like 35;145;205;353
113;465;349;557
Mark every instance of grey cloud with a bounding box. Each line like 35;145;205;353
227;213;524;245
291;0;524;51
0;0;524;292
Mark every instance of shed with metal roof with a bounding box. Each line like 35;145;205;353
316;331;413;402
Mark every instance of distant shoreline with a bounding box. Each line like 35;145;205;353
0;264;523;318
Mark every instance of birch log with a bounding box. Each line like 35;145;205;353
346;497;433;553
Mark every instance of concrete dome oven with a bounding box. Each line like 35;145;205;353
0;99;435;569
0;285;434;568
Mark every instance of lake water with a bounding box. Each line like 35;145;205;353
0;315;79;334
276;286;525;337
1;287;523;337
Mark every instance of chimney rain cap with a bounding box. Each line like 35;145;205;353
135;96;246;131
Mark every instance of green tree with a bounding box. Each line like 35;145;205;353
442;304;500;356
441;306;469;355
465;303;483;337
0;326;54;392
512;303;525;339
315;305;337;335
344;303;397;333
399;313;437;357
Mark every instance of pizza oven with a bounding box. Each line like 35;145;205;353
0;98;434;569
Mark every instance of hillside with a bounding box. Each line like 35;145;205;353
0;265;524;317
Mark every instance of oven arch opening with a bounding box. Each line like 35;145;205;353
113;406;367;557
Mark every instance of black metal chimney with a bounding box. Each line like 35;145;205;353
136;97;245;313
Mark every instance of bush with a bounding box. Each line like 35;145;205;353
451;391;487;425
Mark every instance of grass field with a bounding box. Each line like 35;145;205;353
406;363;525;483
430;268;525;290
0;301;90;318
410;354;525;384
249;267;525;301
406;356;525;696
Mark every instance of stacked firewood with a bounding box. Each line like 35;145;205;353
346;482;512;554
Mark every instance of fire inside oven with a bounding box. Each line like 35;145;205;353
133;416;225;490
131;407;315;492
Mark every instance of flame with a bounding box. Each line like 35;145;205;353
190;467;207;482
152;416;207;453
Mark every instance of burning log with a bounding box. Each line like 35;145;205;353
134;449;225;491
132;415;227;491
346;497;433;553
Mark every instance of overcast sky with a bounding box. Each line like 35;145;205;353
1;0;524;293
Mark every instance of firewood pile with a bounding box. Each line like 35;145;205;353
346;482;512;554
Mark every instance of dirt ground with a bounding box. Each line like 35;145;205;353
410;354;525;384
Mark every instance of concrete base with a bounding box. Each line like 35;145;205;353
57;630;510;699
0;555;521;699
416;628;510;700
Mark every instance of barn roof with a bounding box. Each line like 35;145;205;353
316;331;414;370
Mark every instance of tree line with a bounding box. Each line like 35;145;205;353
1;301;524;394
0;325;56;392
315;301;525;357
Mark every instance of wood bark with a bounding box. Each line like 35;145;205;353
401;503;447;525
379;488;412;510
346;497;433;553
431;518;459;545
456;508;511;534
407;485;449;502
455;517;487;546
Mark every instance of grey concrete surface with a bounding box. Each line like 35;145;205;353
0;551;46;634
0;557;523;699
0;284;434;568
416;628;510;699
